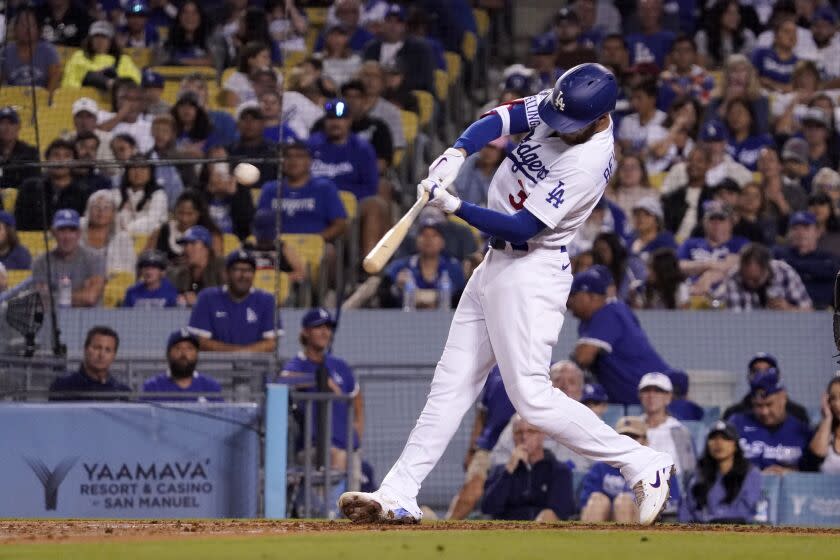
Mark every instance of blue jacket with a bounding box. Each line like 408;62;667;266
678;465;762;523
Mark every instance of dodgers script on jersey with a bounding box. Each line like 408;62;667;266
486;90;616;249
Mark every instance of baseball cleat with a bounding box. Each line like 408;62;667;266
633;463;676;525
338;490;422;524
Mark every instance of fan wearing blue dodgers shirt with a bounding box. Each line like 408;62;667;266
123;250;178;308
142;329;222;402
751;16;799;93
340;63;676;526
568;265;671;405
188;249;278;353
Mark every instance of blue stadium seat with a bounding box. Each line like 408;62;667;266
760;474;782;526
702;406;721;422
808;407;822;428
682;420;709;455
601;404;624;428
626;404;643;416
572;470;586;509
777;473;840;527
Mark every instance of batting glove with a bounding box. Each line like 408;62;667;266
427;147;466;190
418;178;461;214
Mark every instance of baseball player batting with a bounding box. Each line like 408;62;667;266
339;63;675;525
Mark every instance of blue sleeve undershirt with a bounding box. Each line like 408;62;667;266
455;202;546;244
453;103;532;155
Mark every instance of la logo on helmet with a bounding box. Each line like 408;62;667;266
553;90;565;112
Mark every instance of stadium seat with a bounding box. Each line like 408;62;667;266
682;420;708;454
251;188;261;206
473;9;490;38
752;171;762;184
305;7;328;26
54;46;78;67
702;406;721;422
161;81;181;105
392;148;405;168
461;31;478;63
281;233;325;305
444;52;462;87
412;90;435;128
434;69;449;102
5;269;31;288
221;67;237;85
151;66;216;81
760;474;782;525
253;268;290;306
282;50;306;68
124;47;153;68
17;231;51;258
0;86;50;123
338;191;358;220
648;172;666;190
448;214;483;248
400;111;418;147
132;234;149;256
104;272;136;308
51;86;107;114
776;473;840;527
2;188;18;213
223;233;241;255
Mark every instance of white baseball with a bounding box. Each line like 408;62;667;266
233;163;260;186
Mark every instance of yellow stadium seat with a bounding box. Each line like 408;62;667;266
752;171;762;184
473;9;490;38
281;233;324;282
5;270;31;288
221;67;237;85
412;90;434;128
124;47;153;69
305;7;328;26
222;233;241;255
51;86;106;116
434;69;449;102
151;66;216;81
18;231;51;258
462;31;478;62
55;46;78;66
253;269;290;305
104;271;136;308
392;148;405;168
648;172;666;190
251;188;261;206
161;81;181;105
449;214;483;248
338;190;358;220
305;27;319;54
444;51;462;87
0;86;50;123
2;188;18;212
133;234;149;256
400;110;418;147
283;51;307;68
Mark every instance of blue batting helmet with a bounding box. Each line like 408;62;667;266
537;63;618;134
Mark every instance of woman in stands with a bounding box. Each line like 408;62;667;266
116;155;168;235
810;377;840;474
723;97;774;171
679;421;762;524
222;42;276;107
607;154;656;218
630;248;689;310
171;92;216;157
694;0;757;69
146;190;222;264
80;190;135;274
592;232;644;303
159;1;215;67
317;24;361;89
0;211;31;270
0;7;62;92
61;20;141;90
704;54;770;135
645;98;700;176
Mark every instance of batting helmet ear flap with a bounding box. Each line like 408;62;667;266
537;63;618;134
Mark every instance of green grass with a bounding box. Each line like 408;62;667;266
2;529;839;560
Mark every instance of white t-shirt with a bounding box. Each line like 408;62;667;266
97;111;154;153
617;110;667;154
644;415;694;475
282;90;324;140
820;438;840;474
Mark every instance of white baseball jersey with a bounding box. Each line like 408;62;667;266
485;90;617;250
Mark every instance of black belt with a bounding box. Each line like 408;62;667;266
488;237;567;253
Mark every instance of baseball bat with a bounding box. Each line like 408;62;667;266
363;191;429;274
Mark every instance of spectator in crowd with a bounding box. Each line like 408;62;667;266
49;326;128;400
624;0;674;68
258;142;347;240
598;33;630;77
394;206;480;266
573;0;622;46
664;369;703;421
149;190;223;264
646;97;700;174
810;377;840;474
453;137;507;207
723;353;809;423
318;24;363;89
266;0;308;54
309;98;386;254
363;4;434;93
774;211;840;309
37;0;92;47
196;149;255;242
630;248;689;310
123;250;178;308
657;35;714;109
579;416;651;523
756;146;805;232
148;113;193;210
0;106;40;191
142;329;222;401
80;190;135;275
116;155;168;236
568;265;670;404
98;79;154;154
314;0;374;53
553;7;598;71
358;61;406;151
227;102;279;187
694;1;756;68
800;107;838;176
481;415;575;522
581;382;610;418
178;74;239;148
15;139;89;231
592;232;644;302
188;249;277;352
704;55;770;136
677;200;749;297
380;218;465;310
629;197;677;263
713;242;813;311
729;370;815;473
381;59;420;113
0;7;61;91
751;16;798;93
223;6;281;68
608;154;656;218
812;168;840;218
678;420;763;523
771;60;821;137
662;145;715;241
33;209;105;308
109;133;141;188
259;90;299;145
167;225;225;307
723;98;774;171
222;42;275;107
61;21;141;91
733;182;778;246
118;1;160;48
242;209;306;283
171;92;218;157
779;137;813;197
617;80;665;155
447;367;515;520
70;98;114;166
72;131;112;193
808;192;840;259
158;0;215;67
638;372;697;479
140;69;169;118
278;307;363;472
0;211;31;270
808;7;840;84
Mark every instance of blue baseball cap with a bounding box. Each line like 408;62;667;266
748;352;778;371
789;211;817;227
569;265;613;296
324;98;350;119
815;6;838;24
0;106;20;124
530;34;556;55
504;73;532;93
177;225;212;247
126;1;149;16
0;210;15;228
665;369;689;397
707;420;738;441
167;328;199;351
52;209;80;229
385;3;406;21
137;249;167;269
750;370;785;397
301;307;335;329
581;383;608;404
225;248;256;269
700;120;726;142
141;68;164;88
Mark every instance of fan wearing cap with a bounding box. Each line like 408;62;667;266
0;211;32;271
569;265;671;404
579;416;679;522
638;372;697;479
142;329;222;401
629;196;677;263
381;218;465;309
728;370;816;473
0;106;40;191
713;242;812;311
167;225;225;307
664;369;703;422
278;307;363;471
227;102;279;187
32;209;106;307
140;69;169;118
773;211;840;309
187;249;277;352
1;7;62;91
118;1;160;48
70;98;116;166
582;382;610;419
528;34;562;91
36;0;93;47
553;8;598;72
722;353;810;424
799;107;839;176
678;420;762;524
61;20;141;89
123;250;178;308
